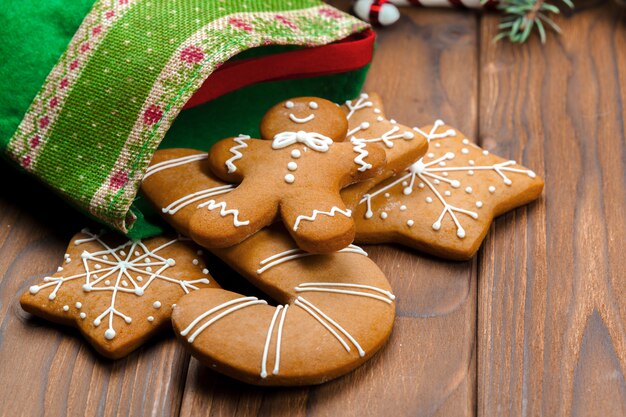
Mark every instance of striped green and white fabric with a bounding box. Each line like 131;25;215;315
5;0;368;234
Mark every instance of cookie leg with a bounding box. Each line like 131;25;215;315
280;194;356;253
189;183;278;248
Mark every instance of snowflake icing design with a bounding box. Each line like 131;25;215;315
344;93;415;149
28;229;210;340
360;120;537;239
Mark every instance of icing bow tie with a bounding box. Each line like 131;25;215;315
272;131;334;152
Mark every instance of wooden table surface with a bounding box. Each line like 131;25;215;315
1;2;625;416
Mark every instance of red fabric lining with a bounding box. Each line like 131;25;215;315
183;29;376;110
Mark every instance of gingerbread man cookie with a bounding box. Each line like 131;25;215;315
189;97;386;253
20;229;217;358
141;150;396;385
340;93;429;209
354;121;544;260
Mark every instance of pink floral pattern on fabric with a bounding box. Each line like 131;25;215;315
275;15;298;30
109;170;128;189
319;8;342;19
29;135;40;149
143;105;163;125
228;17;254;32
180;46;204;64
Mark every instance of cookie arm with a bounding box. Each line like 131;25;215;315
335;141;387;186
280;192;355;253
208;136;256;183
188;179;279;249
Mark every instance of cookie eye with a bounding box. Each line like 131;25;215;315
308;101;319;110
285;101;294;109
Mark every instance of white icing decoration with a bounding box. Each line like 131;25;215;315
147;316;154;322
352;125;414;149
359;120;537;239
292;207;352;232
197;200;250;227
308;101;318;109
347;121;370;137
294;282;395;304
181;296;268;343
153;301;161;309
407;219;414;227
63;305;69;312
256;244;367;274
284;174;295;184
161;185;235;215
260;305;288;378
287;162;298;171
272;131;333;152
288;113;315;124
400;205;407;211
28;230;209;340
225;134;250;173
350;139;373;172
290;149;301;158
143;153;208;180
380;212;388;219
295;296;365;357
284;100;294;109
476;201;483;208
272;304;289;376
344;93;373;120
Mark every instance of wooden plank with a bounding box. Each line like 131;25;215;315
0;167;190;417
477;4;626;416
178;7;479;417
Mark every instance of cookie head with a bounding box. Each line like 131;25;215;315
260;97;348;142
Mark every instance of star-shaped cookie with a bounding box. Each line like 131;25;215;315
20;229;217;358
340;93;429;209
353;121;544;260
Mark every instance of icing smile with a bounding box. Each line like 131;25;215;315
289;113;315;124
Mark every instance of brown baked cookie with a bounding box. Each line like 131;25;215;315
142;148;226;236
354;121;544;260
172;225;396;386
140;150;396;385
340;93;429;209
20;229;217;358
189;97;386;253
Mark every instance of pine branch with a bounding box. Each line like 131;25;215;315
482;0;574;43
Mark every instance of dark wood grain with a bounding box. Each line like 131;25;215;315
178;7;479;417
0;166;191;417
477;3;626;416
